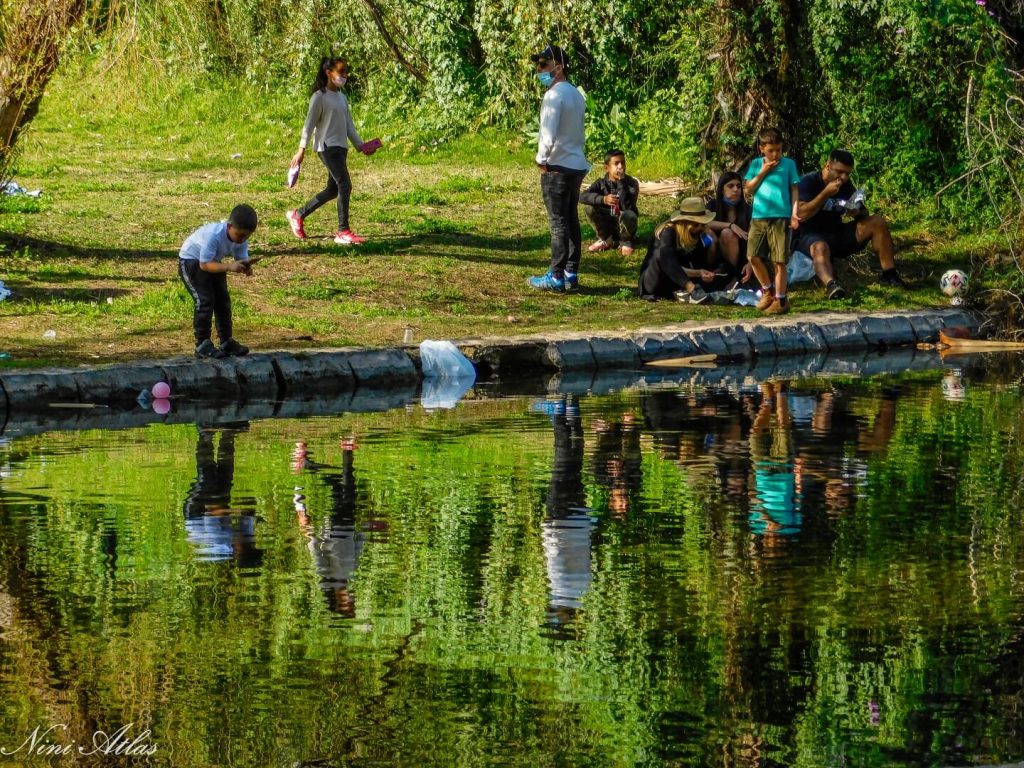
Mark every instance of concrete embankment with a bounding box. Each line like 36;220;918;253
0;309;981;425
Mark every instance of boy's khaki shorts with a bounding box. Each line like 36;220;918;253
747;218;790;264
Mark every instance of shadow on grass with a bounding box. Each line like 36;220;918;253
1;232;178;261
3;285;134;304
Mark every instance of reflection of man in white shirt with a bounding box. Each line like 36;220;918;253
542;515;594;612
539;395;595;620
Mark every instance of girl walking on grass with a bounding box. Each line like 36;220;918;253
287;57;378;245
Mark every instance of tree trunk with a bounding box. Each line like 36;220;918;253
0;0;87;180
709;0;806;170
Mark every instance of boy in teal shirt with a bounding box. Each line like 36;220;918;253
743;128;801;314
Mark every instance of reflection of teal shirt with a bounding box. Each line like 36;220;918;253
749;461;802;535
744;157;800;219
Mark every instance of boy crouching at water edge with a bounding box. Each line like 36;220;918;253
743;128;800;315
179;204;257;359
581;149;640;257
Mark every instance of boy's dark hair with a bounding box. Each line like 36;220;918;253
229;204;258;232
829;149;855;168
313;56;347;95
758;127;783;146
604;148;626;164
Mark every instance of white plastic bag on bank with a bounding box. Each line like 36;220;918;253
419;340;476;410
419;340;476;381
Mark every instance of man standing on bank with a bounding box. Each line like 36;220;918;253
794;149;908;298
527;45;590;293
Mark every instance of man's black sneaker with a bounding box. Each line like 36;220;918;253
195;339;226;359
880;270;909;289
220;338;250;357
826;281;848;300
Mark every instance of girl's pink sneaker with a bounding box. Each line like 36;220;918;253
334;230;366;245
286;210;307;240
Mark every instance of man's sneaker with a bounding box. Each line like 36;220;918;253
527;272;565;292
674;286;710;305
880;270;909;288
764;297;790;315
588;239;615;253
286;210;307;240
756;289;776;311
620;244;635;257
564;272;580;292
689;285;710;305
195;339;226;359
220;338;249;357
826;281;848;300
334;229;366;245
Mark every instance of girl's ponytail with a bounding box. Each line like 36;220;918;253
311;56;346;94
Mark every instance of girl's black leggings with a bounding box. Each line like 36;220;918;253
298;145;352;230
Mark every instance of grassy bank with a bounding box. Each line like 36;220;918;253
0;74;987;368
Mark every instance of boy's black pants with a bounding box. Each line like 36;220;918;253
179;259;232;345
585;206;638;247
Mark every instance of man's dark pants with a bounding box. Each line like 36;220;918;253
541;169;588;278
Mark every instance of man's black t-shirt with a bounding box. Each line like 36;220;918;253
797;172;857;234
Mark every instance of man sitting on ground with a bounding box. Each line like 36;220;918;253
580;149;640;256
795;149;907;299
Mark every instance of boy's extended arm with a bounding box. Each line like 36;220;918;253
790;184;801;228
200;261;248;274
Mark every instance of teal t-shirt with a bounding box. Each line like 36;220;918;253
744;156;800;220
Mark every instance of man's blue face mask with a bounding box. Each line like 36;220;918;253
537;71;555;87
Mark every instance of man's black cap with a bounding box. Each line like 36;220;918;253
530;45;569;70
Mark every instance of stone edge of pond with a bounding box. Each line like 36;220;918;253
0;308;980;415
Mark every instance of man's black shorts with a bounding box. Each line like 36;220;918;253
794;221;867;259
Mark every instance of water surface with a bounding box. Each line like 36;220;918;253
1;358;1022;767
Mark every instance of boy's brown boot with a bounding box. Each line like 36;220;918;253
764;297;790;315
756;288;776;311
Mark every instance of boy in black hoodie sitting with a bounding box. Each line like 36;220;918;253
581;149;640;256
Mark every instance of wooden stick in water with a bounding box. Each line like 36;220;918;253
646;354;719;367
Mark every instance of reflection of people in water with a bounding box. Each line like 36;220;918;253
591;412;643;518
540;394;595;624
796;387;900;515
183;424;263;566
293;438;364;617
748;382;802;536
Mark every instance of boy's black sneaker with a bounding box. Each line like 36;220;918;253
195;339;226;359
880;269;909;289
826;281;848;300
220;338;249;357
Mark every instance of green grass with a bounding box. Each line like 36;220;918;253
0;70;991;366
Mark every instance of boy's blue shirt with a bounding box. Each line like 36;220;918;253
179;221;249;263
744;157;800;220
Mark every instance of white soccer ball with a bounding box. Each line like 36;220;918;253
940;269;968;297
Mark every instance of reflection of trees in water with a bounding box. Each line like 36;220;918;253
0;374;1022;765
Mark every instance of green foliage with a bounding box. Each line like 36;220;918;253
58;0;1016;220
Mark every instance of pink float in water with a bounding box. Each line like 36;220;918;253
152;381;171;399
152;398;171;415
